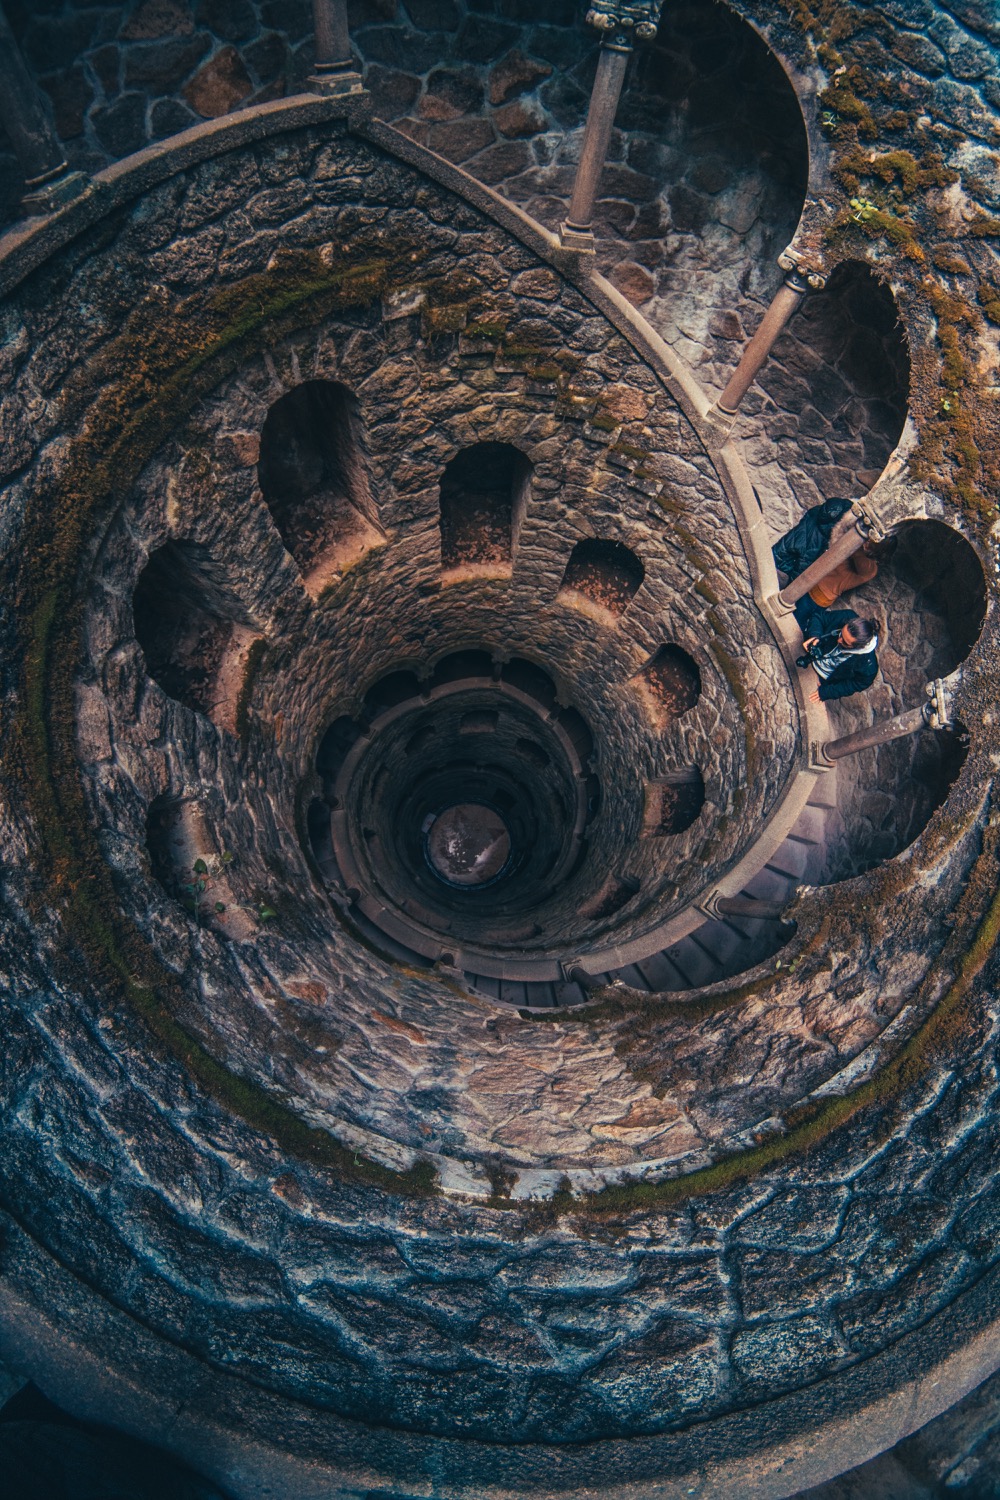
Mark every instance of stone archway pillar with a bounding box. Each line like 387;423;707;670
714;266;811;416
817;679;955;765
776;506;879;610
0;2;88;214
308;0;364;96
559;0;664;252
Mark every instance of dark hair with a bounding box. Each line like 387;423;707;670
844;616;879;647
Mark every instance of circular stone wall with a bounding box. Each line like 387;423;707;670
0;55;999;1500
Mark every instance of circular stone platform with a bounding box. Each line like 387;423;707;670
425;803;512;887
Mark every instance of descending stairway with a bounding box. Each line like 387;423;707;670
462;773;840;1010
309;769;841;1012
578;773;840;1003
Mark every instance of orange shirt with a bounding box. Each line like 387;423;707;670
809;550;878;608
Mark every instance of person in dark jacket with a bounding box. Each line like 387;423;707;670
772;495;853;582
793;596;880;703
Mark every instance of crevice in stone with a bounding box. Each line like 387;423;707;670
132;538;261;729
642;769;706;836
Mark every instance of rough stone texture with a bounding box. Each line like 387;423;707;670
0;0;959;524
51;129;809;1177
0;109;998;1469
0;2;998;1497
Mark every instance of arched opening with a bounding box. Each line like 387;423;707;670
753;261;910;498
501;658;559;711
889;520;986;673
145;795;246;936
363;670;423;717
439;442;531;575
133;540;259;727
636;644;701;725
821;724;969;883
258;380;382;595
429;649;495;688
316;715;364;783
615;0;809;317
807;519;983;883
558;538;645;618
764;518;984;891
642;768;705;835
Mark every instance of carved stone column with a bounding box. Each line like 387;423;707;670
0;3;88;214
818;679;955;765
709;251;827;430
308;0;363;96
559;0;664;252
776;506;879;610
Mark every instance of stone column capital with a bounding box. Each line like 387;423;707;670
585;0;665;48
778;244;827;291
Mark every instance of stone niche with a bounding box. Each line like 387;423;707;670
257;378;385;595
132;537;262;733
438;440;532;577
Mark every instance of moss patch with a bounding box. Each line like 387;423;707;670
784;0;1000;525
9;220;448;1199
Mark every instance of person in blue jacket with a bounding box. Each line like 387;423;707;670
794;596;880;703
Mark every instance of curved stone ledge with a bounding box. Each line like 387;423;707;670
3;1208;1000;1500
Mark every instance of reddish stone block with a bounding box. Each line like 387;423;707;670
488;48;552;106
607;260;656;306
183;44;253;118
493;98;547;138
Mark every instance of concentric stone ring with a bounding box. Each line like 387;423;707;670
0;4;998;1498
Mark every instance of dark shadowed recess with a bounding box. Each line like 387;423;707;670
132;538;251;716
257;379;380;579
757;261;911;494
642;766;705;835
439;440;531;572
558;536;645;616
637;643;702;721
597;0;809;311
892;518;987;674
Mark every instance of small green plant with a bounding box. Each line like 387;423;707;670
849;196;878;223
257;904;279;923
180;864;208;925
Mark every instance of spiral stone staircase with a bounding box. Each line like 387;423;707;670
0;4;999;1500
